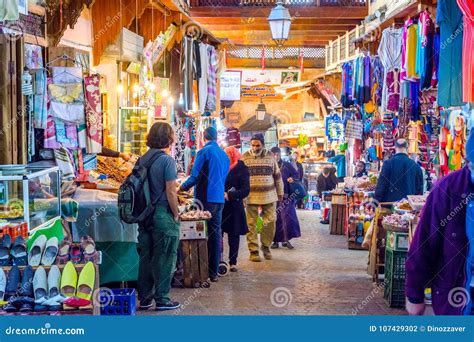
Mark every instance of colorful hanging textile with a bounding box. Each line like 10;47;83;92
33;71;48;129
54;147;75;180
457;0;474;103
25;44;44;70
84;74;103;153
206;45;218;112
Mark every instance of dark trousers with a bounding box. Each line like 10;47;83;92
137;206;179;304
223;232;240;266
204;202;224;278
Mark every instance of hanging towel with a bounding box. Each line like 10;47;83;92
50;102;85;124
206;45;218;112
24;44;44;70
33;71;48;129
44;115;61;149
54;147;75;180
0;0;19;20
77;123;87;149
84;74;103;153
51;67;82;84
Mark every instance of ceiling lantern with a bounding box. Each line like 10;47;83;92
267;1;292;46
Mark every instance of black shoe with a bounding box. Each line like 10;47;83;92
230;265;238;272
138;301;153;310
210;277;219;282
320;219;330;224
270;242;279;249
282;241;294;249
155;301;181;311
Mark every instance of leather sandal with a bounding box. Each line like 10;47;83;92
56;239;72;265
81;236;98;263
69;243;82;264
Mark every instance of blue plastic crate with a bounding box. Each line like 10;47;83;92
100;288;136;315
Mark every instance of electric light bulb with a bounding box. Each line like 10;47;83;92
161;89;169;98
149;83;156;91
167;96;174;105
178;93;184;105
133;84;140;92
117;83;124;94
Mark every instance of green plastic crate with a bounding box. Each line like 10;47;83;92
384;248;407;308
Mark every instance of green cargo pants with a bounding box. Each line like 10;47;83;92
246;203;277;253
137;206;179;304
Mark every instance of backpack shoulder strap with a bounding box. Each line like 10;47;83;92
142;150;166;170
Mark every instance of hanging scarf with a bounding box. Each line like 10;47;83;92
225;146;241;171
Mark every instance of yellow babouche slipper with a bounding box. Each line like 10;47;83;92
60;261;78;297
76;262;95;301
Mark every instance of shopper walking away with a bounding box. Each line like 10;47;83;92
291;150;305;209
270;147;301;250
222;146;250;272
180;127;230;282
374;139;423;203
242;134;284;262
137;122;180;311
406;133;474;315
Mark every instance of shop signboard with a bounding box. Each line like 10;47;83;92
278;122;324;140
239;69;301;100
220;70;241;101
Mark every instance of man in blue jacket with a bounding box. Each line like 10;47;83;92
374;139;423;203
180;127;230;282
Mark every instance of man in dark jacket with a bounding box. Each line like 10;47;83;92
374;139;423;203
180;127;230;282
406;133;474;315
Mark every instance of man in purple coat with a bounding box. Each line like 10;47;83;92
406;133;474;315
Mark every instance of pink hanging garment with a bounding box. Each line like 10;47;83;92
84;74;103;153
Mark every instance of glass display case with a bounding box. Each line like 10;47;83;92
118;107;152;155
0;166;61;232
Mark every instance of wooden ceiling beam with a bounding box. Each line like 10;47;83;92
212;31;339;39
203;24;353;32
228;39;329;46
190;6;367;18
193;17;363;25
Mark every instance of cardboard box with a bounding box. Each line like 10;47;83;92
180;220;207;240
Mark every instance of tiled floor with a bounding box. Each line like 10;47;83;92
141;210;405;315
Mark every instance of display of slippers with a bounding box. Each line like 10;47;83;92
5;265;20;298
60;262;95;308
81;236;98;263
76;262;95;303
41;237;59;266
33;266;48;311
56;239;72;265
11;236;27;266
0;234;11;266
69;244;82;264
60;261;78;297
0;268;6;302
28;235;47;266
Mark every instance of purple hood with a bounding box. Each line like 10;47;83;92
406;166;474;315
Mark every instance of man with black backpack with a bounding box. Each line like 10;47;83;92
119;122;181;311
180;127;230;282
